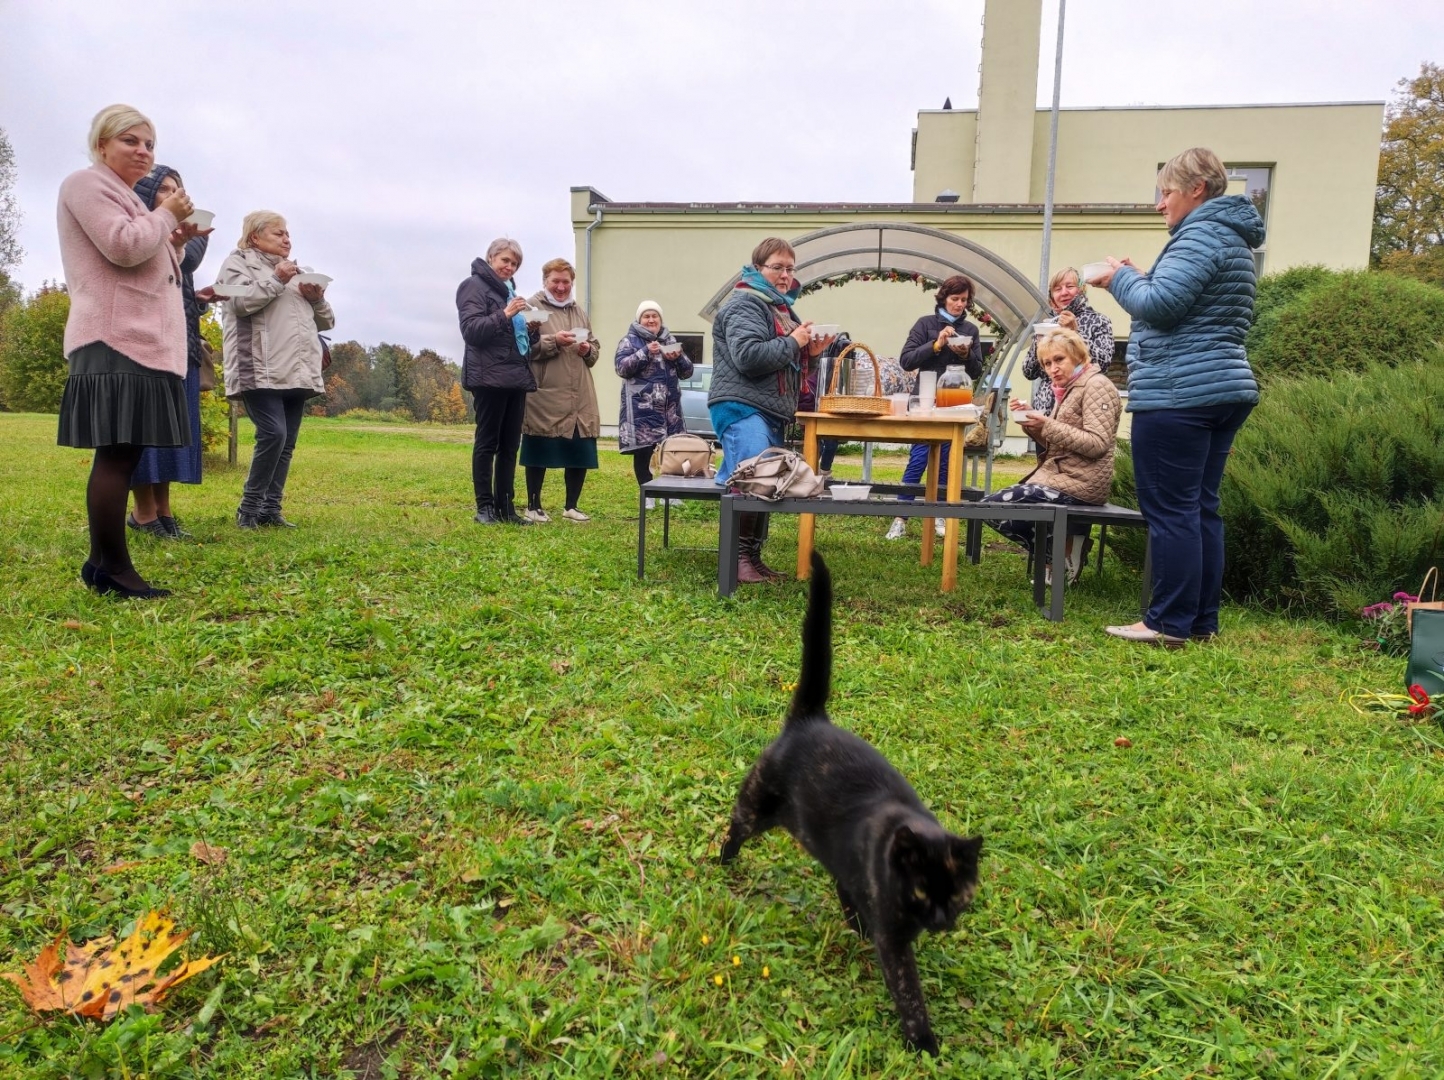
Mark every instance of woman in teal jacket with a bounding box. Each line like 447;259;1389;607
1091;147;1264;647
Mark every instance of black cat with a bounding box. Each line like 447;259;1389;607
719;551;983;1056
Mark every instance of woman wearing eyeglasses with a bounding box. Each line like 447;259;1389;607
707;238;834;585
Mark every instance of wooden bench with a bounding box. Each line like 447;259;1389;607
636;476;724;579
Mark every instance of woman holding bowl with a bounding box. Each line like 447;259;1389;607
708;238;833;585
615;300;692;507
1090;147;1263;647
458;238;539;525
57;104;196;598
983;326;1120;583
215;211;335;529
126;164;212;540
889;274;986;541
1020;267;1114;418
520;258;599;523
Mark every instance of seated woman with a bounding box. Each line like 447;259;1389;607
1020;266;1114;418
889;275;984;541
982;326;1121;583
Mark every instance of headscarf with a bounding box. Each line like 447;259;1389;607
133;164;180;211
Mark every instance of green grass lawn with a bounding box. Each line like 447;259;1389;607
0;412;1437;1079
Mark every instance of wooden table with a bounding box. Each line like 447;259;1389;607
795;410;976;591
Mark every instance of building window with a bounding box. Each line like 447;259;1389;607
674;333;705;369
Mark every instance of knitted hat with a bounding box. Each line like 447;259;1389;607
133;164;180;211
635;300;663;321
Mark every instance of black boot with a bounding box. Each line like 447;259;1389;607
499;494;532;526
474;504;500;525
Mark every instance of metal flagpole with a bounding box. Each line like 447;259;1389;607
1039;0;1067;293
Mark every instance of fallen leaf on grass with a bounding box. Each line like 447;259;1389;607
100;861;146;875
0;911;223;1020
190;841;227;866
1114;737;1133;748
62;620;84;630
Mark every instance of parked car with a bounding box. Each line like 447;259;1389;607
679;363;714;437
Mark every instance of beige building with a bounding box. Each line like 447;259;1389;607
571;0;1382;440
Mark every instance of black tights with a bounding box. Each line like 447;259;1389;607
88;444;146;586
525;466;587;511
631;450;652;488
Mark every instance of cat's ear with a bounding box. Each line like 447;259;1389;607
951;834;984;868
890;824;924;870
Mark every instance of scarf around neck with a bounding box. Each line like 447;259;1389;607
506;279;530;356
936;306;961;324
737;265;801;318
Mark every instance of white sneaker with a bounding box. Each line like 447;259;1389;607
935;517;946;538
885;517;906;541
523;507;551;524
562;507;591;522
644;497;656;511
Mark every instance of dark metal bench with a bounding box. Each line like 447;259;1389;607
718;492;1151;623
637;476;724;579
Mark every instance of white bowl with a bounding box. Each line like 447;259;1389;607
933;405;982;421
296;272;332;287
810;323;841;340
184;209;215;229
660;342;683;357
209;282;247;298
1033;320;1060;336
829;484;871;501
518;307;546;322
1080;261;1111;283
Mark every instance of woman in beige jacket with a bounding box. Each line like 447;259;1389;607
519;258;600;523
215;210;335;529
982;326;1121;583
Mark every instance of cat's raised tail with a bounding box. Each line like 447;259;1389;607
787;551;833;725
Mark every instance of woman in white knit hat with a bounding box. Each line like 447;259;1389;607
613;300;692;507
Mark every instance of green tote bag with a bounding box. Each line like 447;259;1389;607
1406;606;1444;698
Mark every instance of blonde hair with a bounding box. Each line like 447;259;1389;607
1158;147;1228;201
540;257;575;279
1048;266;1083;297
87;104;154;165
238;211;287;249
1035;326;1090;370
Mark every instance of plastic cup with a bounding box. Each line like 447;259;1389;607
185;209;215;229
1080;261;1111;285
918;371;937;410
889;393;909;416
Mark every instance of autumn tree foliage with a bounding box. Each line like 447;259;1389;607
1373;62;1444;287
319;339;468;422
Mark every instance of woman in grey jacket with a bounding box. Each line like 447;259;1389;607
1091;147;1264;647
707;237;833;584
216;210;335;529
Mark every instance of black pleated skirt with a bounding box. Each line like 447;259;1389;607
57;343;189;449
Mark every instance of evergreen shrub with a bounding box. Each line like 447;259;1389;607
1111;358;1444;616
1247;270;1444;382
0;286;69;412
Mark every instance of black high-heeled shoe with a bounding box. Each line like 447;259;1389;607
90;568;171;600
80;561;97;587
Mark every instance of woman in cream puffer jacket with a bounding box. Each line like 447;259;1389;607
215;210;335;528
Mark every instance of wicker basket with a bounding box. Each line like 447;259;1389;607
818;342;890;416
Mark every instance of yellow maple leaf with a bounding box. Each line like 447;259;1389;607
0;911;223;1021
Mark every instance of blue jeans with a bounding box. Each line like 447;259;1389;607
713;410;786;486
899;442;950;501
1131;402;1254;638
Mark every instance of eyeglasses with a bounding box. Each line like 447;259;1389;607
762;263;797;275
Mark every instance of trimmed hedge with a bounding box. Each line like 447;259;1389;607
1246;270;1444;383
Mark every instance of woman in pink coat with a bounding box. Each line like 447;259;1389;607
56;104;197;598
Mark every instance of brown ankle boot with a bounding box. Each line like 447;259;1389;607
746;543;785;580
736;551;769;585
735;512;775;585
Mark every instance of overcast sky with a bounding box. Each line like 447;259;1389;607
2;0;1438;359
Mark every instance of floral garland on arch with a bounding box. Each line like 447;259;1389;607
798;267;1011;354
